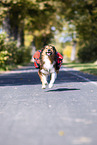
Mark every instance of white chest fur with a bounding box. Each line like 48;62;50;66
43;55;55;73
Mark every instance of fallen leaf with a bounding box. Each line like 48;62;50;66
58;131;65;136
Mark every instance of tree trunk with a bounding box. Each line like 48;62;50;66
20;24;24;46
3;15;24;47
3;16;11;37
71;41;76;61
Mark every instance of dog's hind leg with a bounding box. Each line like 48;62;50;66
49;72;57;88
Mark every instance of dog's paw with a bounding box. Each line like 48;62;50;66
42;85;46;89
45;81;48;85
49;83;54;88
42;83;48;89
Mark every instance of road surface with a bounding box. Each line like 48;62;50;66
0;64;97;145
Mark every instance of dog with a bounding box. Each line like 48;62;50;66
38;44;59;89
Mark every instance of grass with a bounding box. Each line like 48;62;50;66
0;62;33;73
63;62;97;76
0;63;28;73
0;64;18;73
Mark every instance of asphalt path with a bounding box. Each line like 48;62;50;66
0;64;97;145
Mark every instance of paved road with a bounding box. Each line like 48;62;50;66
0;64;97;145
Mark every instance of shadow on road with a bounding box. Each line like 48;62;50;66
46;88;80;92
0;65;97;87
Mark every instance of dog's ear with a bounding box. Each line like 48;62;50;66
40;47;44;64
52;46;57;53
40;47;45;55
41;46;45;52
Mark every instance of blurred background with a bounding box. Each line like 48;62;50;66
0;0;97;70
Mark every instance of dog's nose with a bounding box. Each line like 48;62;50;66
48;49;51;52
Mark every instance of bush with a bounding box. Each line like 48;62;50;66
16;46;32;64
0;33;32;69
78;44;97;63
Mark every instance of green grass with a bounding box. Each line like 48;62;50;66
63;62;97;76
0;65;18;73
0;62;32;73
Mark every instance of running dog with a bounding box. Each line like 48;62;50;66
38;45;59;89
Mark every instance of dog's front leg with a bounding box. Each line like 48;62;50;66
38;70;48;89
42;74;48;89
49;72;57;88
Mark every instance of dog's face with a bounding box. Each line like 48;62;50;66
42;45;56;57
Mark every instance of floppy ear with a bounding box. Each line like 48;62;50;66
52;46;57;54
51;46;57;61
40;47;45;65
41;47;45;52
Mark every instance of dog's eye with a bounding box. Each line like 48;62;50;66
46;47;48;49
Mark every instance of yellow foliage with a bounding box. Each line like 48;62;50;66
25;33;33;47
63;45;72;58
58;131;65;136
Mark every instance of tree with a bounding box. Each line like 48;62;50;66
0;0;33;46
60;0;97;62
0;0;63;48
25;0;63;49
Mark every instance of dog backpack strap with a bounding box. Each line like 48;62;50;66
56;52;63;69
34;61;40;69
33;50;41;68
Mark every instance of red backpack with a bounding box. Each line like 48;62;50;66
33;50;63;69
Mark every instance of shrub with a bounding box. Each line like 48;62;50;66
0;33;32;69
16;46;32;64
78;44;97;63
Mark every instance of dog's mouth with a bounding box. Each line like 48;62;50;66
46;49;52;56
46;52;52;56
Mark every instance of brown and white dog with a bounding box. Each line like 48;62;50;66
38;45;59;89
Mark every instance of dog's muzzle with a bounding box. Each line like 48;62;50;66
46;49;52;56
